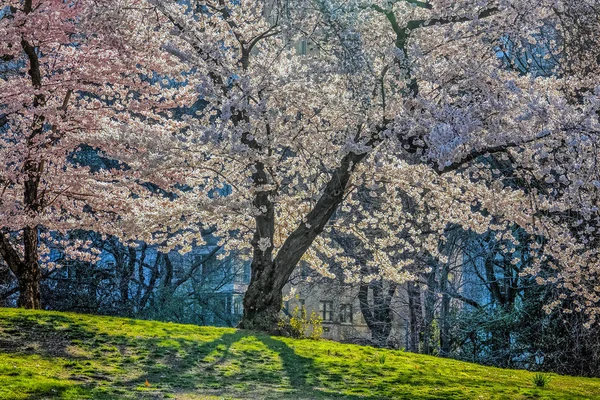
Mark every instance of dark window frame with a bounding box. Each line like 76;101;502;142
339;303;353;324
320;300;333;321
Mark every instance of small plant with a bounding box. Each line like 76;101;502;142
307;311;324;340
278;306;323;340
288;306;307;337
532;372;551;388
376;353;387;364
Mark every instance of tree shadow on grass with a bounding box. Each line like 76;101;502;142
0;311;383;399
0;312;462;399
96;329;380;399
1;311;539;399
256;335;383;399
256;335;315;391
0;313;96;358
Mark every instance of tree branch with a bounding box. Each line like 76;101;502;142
406;7;500;31
0;233;23;275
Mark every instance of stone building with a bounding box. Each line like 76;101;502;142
283;269;409;347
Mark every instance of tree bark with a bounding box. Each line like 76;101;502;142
18;227;41;309
118;246;137;314
240;259;283;331
15;263;41;309
239;158;278;330
0;228;41;309
138;253;163;312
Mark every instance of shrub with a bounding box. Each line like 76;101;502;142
279;306;323;340
532;373;551;388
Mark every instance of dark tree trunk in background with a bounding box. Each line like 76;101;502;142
439;263;451;356
407;280;423;353
331;221;398;347
358;279;397;347
118;246;137;314
485;256;518;366
422;269;438;355
139;253;162;312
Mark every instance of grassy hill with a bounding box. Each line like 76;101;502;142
0;309;599;399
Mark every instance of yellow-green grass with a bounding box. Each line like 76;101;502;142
0;308;599;399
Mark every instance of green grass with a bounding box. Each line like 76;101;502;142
0;308;599;399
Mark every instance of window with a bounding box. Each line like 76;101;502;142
300;265;309;279
243;263;251;283
319;300;333;321
298;298;305;311
233;296;243;315
340;304;353;324
224;296;232;313
233;262;251;284
296;39;307;55
233;264;244;283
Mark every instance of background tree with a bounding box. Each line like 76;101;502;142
0;0;191;308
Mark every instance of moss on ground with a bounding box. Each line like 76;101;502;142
0;308;598;399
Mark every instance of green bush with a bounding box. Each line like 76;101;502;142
532;372;551;388
279;306;323;340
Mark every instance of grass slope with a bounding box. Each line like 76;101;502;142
0;309;599;399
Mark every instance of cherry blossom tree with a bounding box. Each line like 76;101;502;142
137;0;599;332
0;0;191;308
2;0;598;334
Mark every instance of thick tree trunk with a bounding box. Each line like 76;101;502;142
6;11;45;310
16;263;41;309
17;227;41;309
239;157;278;331
240;259;283;331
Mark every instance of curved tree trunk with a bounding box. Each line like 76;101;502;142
0;227;41;309
239;150;368;332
